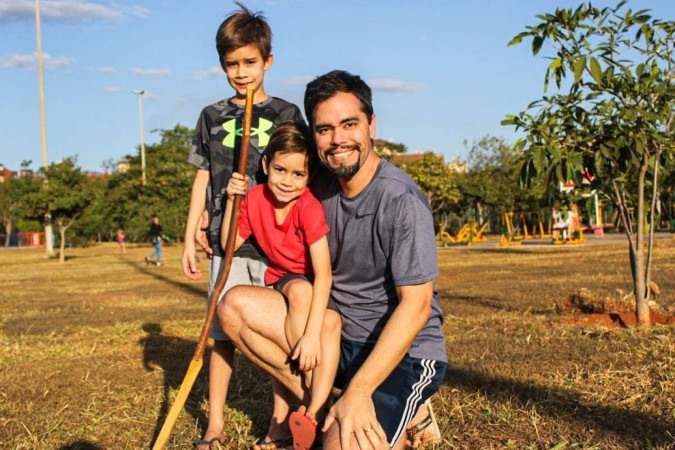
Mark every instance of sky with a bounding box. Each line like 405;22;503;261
1;0;673;172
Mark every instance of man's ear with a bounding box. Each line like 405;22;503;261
261;155;269;176
264;53;274;71
369;113;377;140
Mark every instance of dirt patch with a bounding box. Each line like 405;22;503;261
558;287;675;328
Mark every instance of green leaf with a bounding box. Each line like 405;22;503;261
590;57;603;85
573;56;586;83
549;58;562;70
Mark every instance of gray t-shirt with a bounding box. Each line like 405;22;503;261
314;160;447;363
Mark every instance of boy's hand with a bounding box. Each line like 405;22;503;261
291;334;321;372
181;240;202;280
195;212;213;258
226;173;249;200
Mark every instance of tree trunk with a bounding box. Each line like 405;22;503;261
59;224;66;264
634;156;650;327
4;220;11;247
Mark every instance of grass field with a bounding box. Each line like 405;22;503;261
1;236;674;449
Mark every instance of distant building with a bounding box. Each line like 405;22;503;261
447;160;468;173
117;160;129;173
0;164;18;183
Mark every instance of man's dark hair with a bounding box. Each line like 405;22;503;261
304;70;373;127
216;2;272;67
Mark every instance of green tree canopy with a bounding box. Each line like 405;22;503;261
23;157;94;262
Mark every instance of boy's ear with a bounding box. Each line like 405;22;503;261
264;53;274;71
261;155;269;175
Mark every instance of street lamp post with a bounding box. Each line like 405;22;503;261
35;0;54;256
132;89;147;186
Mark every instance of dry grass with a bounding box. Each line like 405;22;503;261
0;237;674;449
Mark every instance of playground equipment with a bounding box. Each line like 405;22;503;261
497;211;551;246
437;222;488;247
551;203;585;245
497;207;585;246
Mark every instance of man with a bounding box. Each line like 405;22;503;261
218;70;447;450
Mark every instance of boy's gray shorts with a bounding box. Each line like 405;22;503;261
208;255;268;341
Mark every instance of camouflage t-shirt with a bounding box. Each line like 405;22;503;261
187;96;304;258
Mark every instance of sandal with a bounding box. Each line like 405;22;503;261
192;436;225;449
253;436;293;450
405;400;441;449
289;410;318;450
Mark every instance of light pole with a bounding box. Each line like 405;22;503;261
132;89;147;186
35;0;54;256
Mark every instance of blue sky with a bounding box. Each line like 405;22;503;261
1;0;673;172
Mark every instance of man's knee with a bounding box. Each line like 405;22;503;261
217;286;248;331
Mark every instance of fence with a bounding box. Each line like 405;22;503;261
1;232;45;248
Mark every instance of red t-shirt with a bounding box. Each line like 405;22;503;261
238;185;329;285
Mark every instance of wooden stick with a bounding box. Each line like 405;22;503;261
152;86;254;450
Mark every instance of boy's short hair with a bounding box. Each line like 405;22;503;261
216;2;272;65
265;122;318;176
304;70;374;127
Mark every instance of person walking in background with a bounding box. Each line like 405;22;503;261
146;216;164;267
117;229;127;254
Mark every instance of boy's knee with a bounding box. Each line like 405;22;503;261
323;310;341;334
285;280;313;308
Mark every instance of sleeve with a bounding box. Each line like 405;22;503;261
388;193;439;286
186;110;210;170
237;194;253;241
280;103;306;126
300;193;329;246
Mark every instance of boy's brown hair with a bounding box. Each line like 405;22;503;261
264;122;318;176
216;2;272;66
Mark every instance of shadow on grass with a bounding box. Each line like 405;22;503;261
57;441;104;450
439;292;553;315
444;367;675;447
139;323;208;446
120;257;208;298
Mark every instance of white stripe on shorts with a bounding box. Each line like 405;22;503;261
390;359;437;446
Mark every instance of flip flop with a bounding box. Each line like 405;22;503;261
192;436;224;449
253;436;293;450
405;400;441;449
289;411;317;450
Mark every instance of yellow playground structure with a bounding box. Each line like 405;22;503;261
497;206;584;246
437;222;488;247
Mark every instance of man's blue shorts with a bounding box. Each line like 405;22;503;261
333;338;446;447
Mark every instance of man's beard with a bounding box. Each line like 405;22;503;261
325;145;361;180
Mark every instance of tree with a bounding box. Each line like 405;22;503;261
457;135;546;224
0;175;38;246
24;158;94;263
503;1;674;326
396;152;461;230
104;125;193;243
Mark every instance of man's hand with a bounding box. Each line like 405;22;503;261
323;388;388;450
291;334;321;372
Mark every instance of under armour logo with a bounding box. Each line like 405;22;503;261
221;118;274;148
